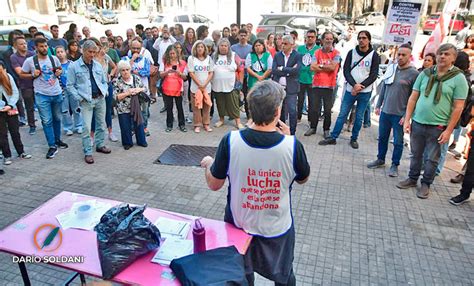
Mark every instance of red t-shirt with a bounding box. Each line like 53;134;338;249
312;48;341;89
162;60;187;96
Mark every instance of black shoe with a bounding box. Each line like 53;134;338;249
165;127;173;132
138;143;148;147
350;140;359;149
0;169;4;175
448;143;457;151
449;194;470;206
450;174;464;184
56;140;68;149
323;130;330;139
46;147;58;159
123;145;133;150
304;128;316;136
367;159;385;169
160;107;166;113
318;138;336;145
179;126;187;132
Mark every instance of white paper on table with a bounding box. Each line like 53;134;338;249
151;238;193;265
55;200;112;230
154;217;191;239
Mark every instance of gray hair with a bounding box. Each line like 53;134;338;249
117;60;131;73
282;35;294;44
212;30;221;37
437;43;458;58
248;81;286;125
82;40;98;52
213;38;232;63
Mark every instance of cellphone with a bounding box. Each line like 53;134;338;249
172;65;177;70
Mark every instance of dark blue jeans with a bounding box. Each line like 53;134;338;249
378;112;404;166
461;136;474;197
331;90;371;141
117;113;147;147
280;92;297;135
409;121;444;186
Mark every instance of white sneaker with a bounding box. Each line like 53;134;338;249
66;130;74;136
109;133;118;142
4;157;12;165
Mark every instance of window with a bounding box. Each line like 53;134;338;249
262;16;292;25
288;17;311;30
192;14;208;23
175;15;189;22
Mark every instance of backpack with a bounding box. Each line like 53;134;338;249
33;55;57;71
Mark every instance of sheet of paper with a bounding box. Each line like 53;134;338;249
154;217;191;239
151;238;193;265
55;200;112;230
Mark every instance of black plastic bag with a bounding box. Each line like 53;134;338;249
170;246;248;286
94;204;161;279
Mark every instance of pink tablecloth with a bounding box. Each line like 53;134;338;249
0;191;252;285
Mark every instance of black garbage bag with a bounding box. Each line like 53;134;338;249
170;246;248;286
94;204;161;279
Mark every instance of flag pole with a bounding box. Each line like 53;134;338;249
446;8;459;42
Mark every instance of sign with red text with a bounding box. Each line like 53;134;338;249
382;0;423;45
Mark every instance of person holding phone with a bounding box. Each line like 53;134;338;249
0;60;32;165
160;45;188;132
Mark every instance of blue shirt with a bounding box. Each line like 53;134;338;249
60;61;71;87
86;62;100;95
66;57;108;102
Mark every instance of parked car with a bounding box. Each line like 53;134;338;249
332;13;352;26
422;13;465;35
0;27;52;53
353;12;385;25
256;13;347;43
97;9;118;25
150;14;166;25
161;14;213;31
0;16;50;32
85;5;99;20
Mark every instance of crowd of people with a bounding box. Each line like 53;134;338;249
0;18;473;285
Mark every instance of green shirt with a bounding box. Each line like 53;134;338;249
296;44;320;84
412;70;468;126
249;33;257;44
106;49;120;64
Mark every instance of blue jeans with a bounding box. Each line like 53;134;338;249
331;90;371;141
409;121;444;186
35;93;63;148
364;101;371;126
62;90;83;132
117;113;147;147
80;98;106;156
378;112;404;166
142;101;150;129
435;142;449;175
453;126;462;143
280;92;297;135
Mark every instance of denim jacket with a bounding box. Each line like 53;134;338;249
0;73;19;109
66;57;108;102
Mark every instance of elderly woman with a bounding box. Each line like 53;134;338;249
212;38;244;129
160;45;188;132
0;60;32;165
188;40;214;133
113;60;147;150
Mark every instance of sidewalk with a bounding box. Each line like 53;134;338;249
0;100;473;285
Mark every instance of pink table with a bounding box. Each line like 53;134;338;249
0;191;252;285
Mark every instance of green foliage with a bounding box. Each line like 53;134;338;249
131;0;140;11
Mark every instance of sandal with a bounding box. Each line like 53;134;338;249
214;121;224;128
194;127;201;133
204;125;213;132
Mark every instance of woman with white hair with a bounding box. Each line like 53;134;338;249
113;60;147;150
212;38;244;129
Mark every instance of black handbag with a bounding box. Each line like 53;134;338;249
132;75;151;104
